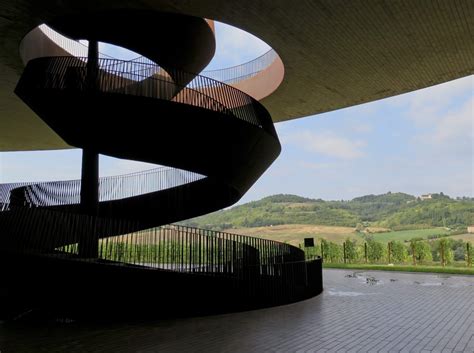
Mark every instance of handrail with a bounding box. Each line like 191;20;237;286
205;49;275;73
4;22;320;319
40;22;275;83
202;49;278;83
0;167;204;207
17;56;276;131
0;205;305;275
0;203;322;314
129;49;279;85
26;26;279;92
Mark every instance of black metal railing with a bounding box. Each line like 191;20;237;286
16;56;277;134
0;167;204;209
201;49;278;84
0;205;320;297
57;223;304;276
129;49;278;85
4;26;323;318
26;26;279;87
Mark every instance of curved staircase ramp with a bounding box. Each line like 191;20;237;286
14;56;280;227
45;10;216;88
0;203;322;318
0;12;322;319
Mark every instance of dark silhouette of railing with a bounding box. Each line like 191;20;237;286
129;49;278;84
13;54;283;232
24;26;278;88
0;167;203;208
0;203;322;316
3;39;321;319
202;49;278;84
17;56;276;132
1;206;303;272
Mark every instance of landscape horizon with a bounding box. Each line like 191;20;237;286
182;191;474;230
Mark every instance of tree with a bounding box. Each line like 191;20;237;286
467;242;473;267
451;239;466;261
390;241;408;263
322;239;343;263
344;238;359;262
436;238;453;266
366;239;385;262
409;240;432;264
418;241;433;263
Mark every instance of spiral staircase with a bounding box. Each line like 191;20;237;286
0;11;322;320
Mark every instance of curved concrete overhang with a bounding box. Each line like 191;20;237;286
0;0;472;151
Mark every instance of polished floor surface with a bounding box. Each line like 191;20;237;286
1;269;473;352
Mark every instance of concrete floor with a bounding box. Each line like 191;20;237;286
1;269;474;352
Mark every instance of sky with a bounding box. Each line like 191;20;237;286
0;22;472;203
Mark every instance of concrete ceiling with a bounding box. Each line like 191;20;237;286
0;0;472;151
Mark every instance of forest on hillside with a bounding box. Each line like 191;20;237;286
181;192;474;231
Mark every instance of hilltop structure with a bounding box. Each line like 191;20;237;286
0;1;472;319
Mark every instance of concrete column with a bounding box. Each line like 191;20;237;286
86;40;99;91
79;149;99;258
80;149;99;215
78;39;100;258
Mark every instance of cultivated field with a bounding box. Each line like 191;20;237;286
368;228;451;243
106;226;468;248
448;233;474;242
226;225;455;246
225;224;359;246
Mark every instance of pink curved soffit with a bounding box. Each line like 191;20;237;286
227;55;284;101
180;56;284;110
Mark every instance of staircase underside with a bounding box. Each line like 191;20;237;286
0;10;323;320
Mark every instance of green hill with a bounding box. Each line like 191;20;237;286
343;192;416;221
181;192;473;231
378;199;474;229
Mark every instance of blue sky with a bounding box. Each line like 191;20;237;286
0;22;472;202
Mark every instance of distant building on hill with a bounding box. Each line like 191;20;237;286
468;226;474;234
419;194;433;200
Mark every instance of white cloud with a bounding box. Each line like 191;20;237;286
425;96;473;143
297;161;336;170
391;76;472;104
391;75;473;125
283;130;367;159
351;122;373;134
394;76;474;158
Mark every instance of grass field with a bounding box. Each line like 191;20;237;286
225;225;455;246
448;233;474;242
368;228;451;243
324;263;474;275
226;224;358;247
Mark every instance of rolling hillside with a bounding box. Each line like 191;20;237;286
181;192;474;231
